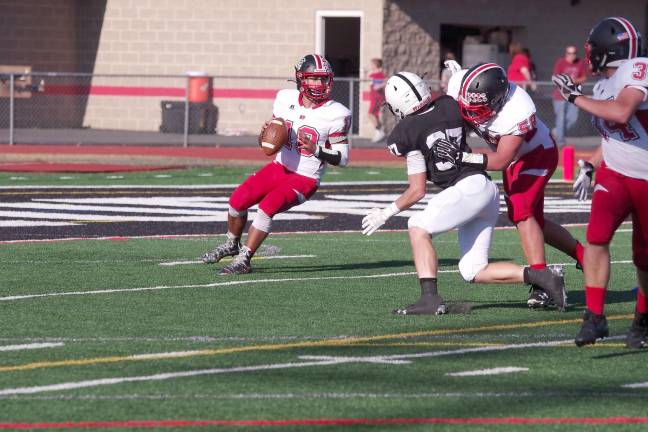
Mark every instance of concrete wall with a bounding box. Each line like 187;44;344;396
0;0;384;137
384;0;647;81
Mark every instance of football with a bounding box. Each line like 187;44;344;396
259;118;288;156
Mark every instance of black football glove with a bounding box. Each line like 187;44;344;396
552;73;583;103
434;138;460;165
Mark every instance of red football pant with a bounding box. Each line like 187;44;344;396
587;163;648;270
503;144;558;227
229;161;318;218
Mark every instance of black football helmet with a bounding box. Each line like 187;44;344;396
458;63;509;124
586;17;642;73
295;54;334;102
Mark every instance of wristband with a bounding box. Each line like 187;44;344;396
568;94;580;104
384;202;400;218
460;152;488;170
314;146;342;165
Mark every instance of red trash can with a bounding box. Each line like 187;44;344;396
187;71;211;103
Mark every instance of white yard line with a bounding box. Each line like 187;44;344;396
0;260;634;303
622;382;648;389
5;389;648;401
0;342;64;352
0;338;575;396
445;367;529;377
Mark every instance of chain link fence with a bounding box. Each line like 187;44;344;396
0;72;598;147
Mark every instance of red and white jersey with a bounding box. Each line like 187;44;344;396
447;72;553;160
471;84;554;159
272;89;352;181
592;58;648;180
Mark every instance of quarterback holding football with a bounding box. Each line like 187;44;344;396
202;54;352;275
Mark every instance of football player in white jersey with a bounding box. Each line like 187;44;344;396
361;71;566;315
553;17;648;348
202;54;352;275
445;63;585;309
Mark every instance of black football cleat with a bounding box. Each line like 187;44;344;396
218;246;253;275
625;312;648;349
575;309;609;347
201;238;240;264
527;285;551;309
524;265;567;311
393;294;447;315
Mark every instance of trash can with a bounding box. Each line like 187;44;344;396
160;101;218;134
187;71;211;103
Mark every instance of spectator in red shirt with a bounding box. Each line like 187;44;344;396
552;46;587;146
367;58;387;142
507;42;536;92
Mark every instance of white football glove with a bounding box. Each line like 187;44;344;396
444;60;462;74
362;203;400;236
573;159;594;201
552;73;583;103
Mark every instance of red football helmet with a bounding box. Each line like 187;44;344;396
458;63;509;124
295;54;334;102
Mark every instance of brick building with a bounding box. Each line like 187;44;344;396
0;0;645;139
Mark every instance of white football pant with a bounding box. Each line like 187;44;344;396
408;174;500;282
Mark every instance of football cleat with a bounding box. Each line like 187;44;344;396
393;294;447;315
575;309;609;347
527;285;551;309
201;238;240;264
525;265;567;311
218;246;252;275
625;312;648;349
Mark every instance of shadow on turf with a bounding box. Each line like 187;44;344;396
591;349;648;360
273;258;460;273
565;288;636;308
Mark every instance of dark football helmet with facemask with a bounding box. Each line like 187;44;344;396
294;54;334;102
586;17;643;74
457;63;509;124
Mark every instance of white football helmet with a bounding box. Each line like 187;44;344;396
384;71;433;119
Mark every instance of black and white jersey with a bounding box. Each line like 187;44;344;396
386;95;486;189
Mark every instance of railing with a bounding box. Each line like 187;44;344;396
0;72;599;147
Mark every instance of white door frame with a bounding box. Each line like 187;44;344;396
315;10;363;63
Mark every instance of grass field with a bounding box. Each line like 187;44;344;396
0;166;643;431
1;225;645;430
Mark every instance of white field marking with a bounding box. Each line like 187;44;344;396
4;390;648;401
58;176;76;180
0;342;64;352
0;338;576;396
299;355;411;365
0;260;634;303
0;358;347;396
197;173;213;177
0;220;78;227
105;176;124;179
623;382;648;389
445;366;529;377
0;179;573;190
0;210;320;223
159;255;316;266
9;177;27;180
153;175;171;178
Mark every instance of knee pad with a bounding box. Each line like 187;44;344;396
251;209;273;233
458;256;488;283
228;206;247;218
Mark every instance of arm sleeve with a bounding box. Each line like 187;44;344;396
406;150;427;175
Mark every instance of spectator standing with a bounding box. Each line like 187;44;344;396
367;58;387;142
552;46;587;147
507;42;535;92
